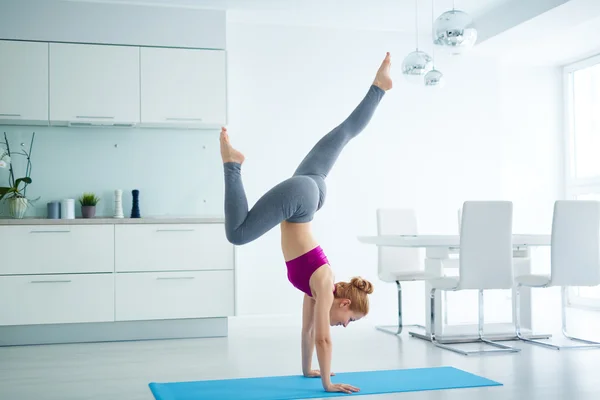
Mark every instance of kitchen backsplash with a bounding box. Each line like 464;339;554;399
0;126;224;218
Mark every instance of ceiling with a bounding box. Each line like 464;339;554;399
474;0;600;66
62;0;600;65
63;0;511;32
65;0;508;13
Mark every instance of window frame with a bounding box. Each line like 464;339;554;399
563;53;600;310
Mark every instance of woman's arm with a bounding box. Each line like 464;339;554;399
301;294;316;376
312;275;360;394
313;288;334;390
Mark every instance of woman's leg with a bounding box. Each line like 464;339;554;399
221;52;392;243
292;53;392;209
221;129;320;245
293;86;385;178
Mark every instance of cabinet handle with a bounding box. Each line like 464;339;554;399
30;280;72;284
75;115;115;119
156;229;195;232
0;113;21;117
165;117;203;121
156;276;195;280
30;230;71;233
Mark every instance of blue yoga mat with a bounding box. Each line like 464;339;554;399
148;366;502;400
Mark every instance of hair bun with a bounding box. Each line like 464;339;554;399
350;277;373;294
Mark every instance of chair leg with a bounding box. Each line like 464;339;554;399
428;288;521;356
561;287;600;347
515;286;600;350
376;281;425;336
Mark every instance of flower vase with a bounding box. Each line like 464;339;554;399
114;189;124;218
81;205;96;218
8;197;28;219
131;189;141;218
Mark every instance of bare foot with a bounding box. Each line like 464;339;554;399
220;127;245;164
373;52;392;91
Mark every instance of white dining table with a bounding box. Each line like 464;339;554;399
357;233;552;342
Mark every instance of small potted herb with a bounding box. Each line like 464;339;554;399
78;192;100;218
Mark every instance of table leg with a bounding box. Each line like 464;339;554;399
413;246;551;342
423;248;449;336
512;247;533;332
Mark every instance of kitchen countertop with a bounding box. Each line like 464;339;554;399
0;216;225;225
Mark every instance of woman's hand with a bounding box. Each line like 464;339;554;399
325;383;360;394
304;369;335;378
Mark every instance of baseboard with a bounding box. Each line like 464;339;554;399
0;317;228;346
228;313;300;328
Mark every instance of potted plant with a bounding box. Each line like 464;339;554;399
0;132;37;219
78;192;100;218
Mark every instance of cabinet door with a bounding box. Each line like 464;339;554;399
115;270;234;321
0;225;114;275
0;40;49;125
49;43;140;125
0;274;114;326
140;47;227;128
114;224;234;272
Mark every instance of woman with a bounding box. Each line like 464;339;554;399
220;52;392;394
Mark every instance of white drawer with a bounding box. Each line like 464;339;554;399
0;274;114;326
0;225;114;275
115;270;234;321
115;224;233;272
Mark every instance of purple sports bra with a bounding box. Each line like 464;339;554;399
286;245;334;297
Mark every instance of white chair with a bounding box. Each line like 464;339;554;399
515;200;600;350
375;208;438;335
424;201;521;355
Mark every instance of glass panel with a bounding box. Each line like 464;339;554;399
572;63;600;179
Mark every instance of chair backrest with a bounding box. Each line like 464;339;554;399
458;201;514;290
376;208;421;282
551;200;600;286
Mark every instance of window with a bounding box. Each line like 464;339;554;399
564;54;600;309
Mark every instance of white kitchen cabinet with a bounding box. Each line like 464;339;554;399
0;225;114;275
114;223;234;272
49;43;140;126
0;40;49;125
0;273;114;326
140;47;227;128
115;270;234;321
0;220;235;335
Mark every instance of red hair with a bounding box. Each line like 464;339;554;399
334;277;374;314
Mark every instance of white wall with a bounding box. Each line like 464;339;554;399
225;20;563;327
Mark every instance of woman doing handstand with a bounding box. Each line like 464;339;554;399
220;52;393;394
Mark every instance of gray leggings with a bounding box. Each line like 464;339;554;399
223;84;385;245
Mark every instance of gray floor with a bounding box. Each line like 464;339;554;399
1;321;599;400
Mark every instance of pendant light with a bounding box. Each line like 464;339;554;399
425;0;444;87
433;0;478;55
401;0;433;83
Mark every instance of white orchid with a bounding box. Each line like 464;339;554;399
0;151;10;168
